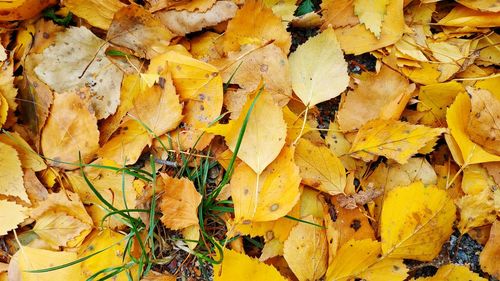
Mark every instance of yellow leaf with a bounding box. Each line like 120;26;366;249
207;89;286;174
353;0;391;38
0;142;28;202
0;0;57;21
438;5;500;27
417;81;464;127
63;0;126;30
350;119;445;164
283;106;312;143
231;145;301;222
0;95;7;129
380;182;455;261
8;247;81;281
457;188;495;233
222;0;291;55
33;26;123;119
41;91;99;170
295;139;346;195
326;239;407;281
213;247;287;281
446;92;500;165
283;215;328;281
480;219;500;279
158;174;202;230
289;27;349;107
107;4;173;59
337;65;413;131
79;229;134;281
475;33;500;66
0;132;46;171
0;200;27;236
413;264;487;281
462;164;495;195
457;0;500;12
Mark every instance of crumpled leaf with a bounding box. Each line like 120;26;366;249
8;247;81;281
0;200;27;236
413;264;487;281
222;0;291;54
41;90;99;170
156;1;238;36
295;138;346;195
33;26;123;119
326;239;407;281
158;174;202;230
465;87;500;155
63;0;126;30
283;215;327;281
350;119;445;164
446;92;500;165
107;4;174;59
381;182;455;261
353;0;391;38
213;247;287;281
0;142;29;202
207;89;286;174
230;145;301;222
480;219;500;279
289;27;349;107
337;65;413;131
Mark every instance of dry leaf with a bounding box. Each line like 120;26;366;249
417;81;464;127
381;182;455;261
283;215;328;281
0;132;46;171
289;27;349;107
413;264;487;281
41;90;99;170
480;219;500;279
158;174;202;230
63;0;126;30
457;188;495;233
0;0;57;21
350;119;445;164
0;200;27;236
0;142;28;202
353;0;391;38
295;138;346;195
438;5;500;27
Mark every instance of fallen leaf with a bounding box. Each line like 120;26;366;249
337;186;383;209
438;5;500;27
326;239;407;281
457;188;495;233
213;247;287;281
457;0;500;12
417;81;464;127
158;174;202;230
0;0;58;21
413;264;487;281
350;119;445;164
0;132;46;171
353;0;391;38
446;92;500;165
230;145;301;222
156;1;238;36
206;88;286;174
0;200;27;236
283;215;328;281
33;26;123;119
0;142;29;202
295;138;346;195
222;0;291;54
480;219;500;279
289;27;349;107
381;182;455;261
41;90;99;170
63;0;126;30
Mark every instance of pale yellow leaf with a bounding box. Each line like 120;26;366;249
0;200;27;236
0;132;46;171
33;211;90;248
63;0;126;30
0;142;28;202
353;0;391;38
417;81;464;127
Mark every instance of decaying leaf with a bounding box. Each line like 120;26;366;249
295;138;346;195
158;174;202;230
289;27;349;107
381;182;455;261
350;119;445;164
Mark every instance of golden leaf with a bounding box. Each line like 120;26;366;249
0;142;28;202
457;188;495;233
457;0;500;12
326;239;407;281
63;0;126;30
158;174;202;230
380;182;455;261
0;0;57;21
0;200;27;236
207;89;286;174
417;81;464;127
213;247;287;281
41;91;99;170
283;215;328;281
0;132;46;171
8;247;81;281
231;145;301;222
283;106;312;143
350;119;445;164
222;0;291;54
353;0;391;38
438;5;500;27
480;219;500;279
289;27;349;107
295;139;346;195
446;92;500;165
414;264;487;281
0;95;7;129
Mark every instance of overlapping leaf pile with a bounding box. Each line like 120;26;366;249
0;0;498;280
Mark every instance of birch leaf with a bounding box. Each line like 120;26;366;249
413;264;487;281
353;0;391;38
0;200;27;236
0;142;28;202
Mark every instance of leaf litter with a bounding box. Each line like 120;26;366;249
0;0;499;280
